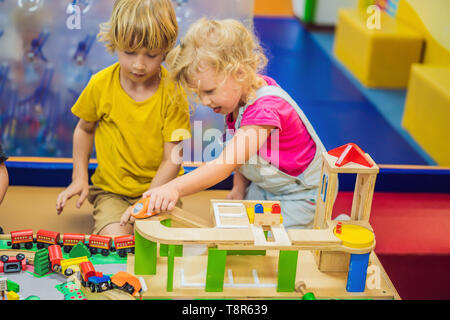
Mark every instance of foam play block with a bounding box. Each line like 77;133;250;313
402;65;450;166
334;8;424;88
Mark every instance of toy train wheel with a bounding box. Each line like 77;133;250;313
12;244;20;250
37;243;44;249
64;268;74;276
101;249;109;257
6;241;11;246
117;249;126;258
53;265;61;273
90;247;97;255
16;253;25;261
25;243;33;250
125;284;134;295
0;255;9;263
63;246;71;253
90;283;96;293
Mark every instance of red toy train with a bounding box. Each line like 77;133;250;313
6;229;135;257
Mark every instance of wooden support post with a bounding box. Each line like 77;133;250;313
351;173;377;221
277;250;299;292
346;253;370;292
134;230;157;275
205;247;227;292
313;158;339;230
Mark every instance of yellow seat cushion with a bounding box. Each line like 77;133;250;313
402;65;450;165
334;8;424;88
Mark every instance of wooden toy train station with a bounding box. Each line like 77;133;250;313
125;147;399;300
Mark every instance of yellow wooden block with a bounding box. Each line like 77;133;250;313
402;65;450;165
334;8;424;88
246;207;283;224
7;291;20;300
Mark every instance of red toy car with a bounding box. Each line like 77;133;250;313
0;254;27;273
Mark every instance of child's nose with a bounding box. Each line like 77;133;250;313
132;58;145;70
200;95;211;106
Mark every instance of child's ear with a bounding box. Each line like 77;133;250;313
233;67;246;82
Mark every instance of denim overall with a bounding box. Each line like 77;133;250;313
234;85;327;229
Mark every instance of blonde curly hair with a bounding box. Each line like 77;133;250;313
166;18;268;105
97;0;178;54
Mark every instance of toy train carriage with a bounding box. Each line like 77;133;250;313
114;235;135;257
62;233;86;253
36;229;61;249
79;261;111;293
48;244;63;272
8;229;34;249
87;235;113;256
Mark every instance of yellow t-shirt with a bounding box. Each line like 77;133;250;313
71;63;191;197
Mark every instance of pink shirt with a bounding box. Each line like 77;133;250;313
226;75;316;177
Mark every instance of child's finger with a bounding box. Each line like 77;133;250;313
167;200;176;212
143;190;151;198
120;208;131;226
148;194;157;213
160;198;169;212
77;189;89;208
57;193;69;215
154;195;163;213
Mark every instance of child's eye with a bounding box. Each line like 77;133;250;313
205;89;215;95
125;51;136;55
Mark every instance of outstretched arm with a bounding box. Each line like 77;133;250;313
120;125;275;225
149;141;184;189
56;119;96;214
0;163;8;205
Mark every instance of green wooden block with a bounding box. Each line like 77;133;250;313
134;230;157;275
205;248;227;292
7;280;20;293
166;245;175;292
277;250;299;292
69;241;91;258
159;219;183;257
33;249;50;275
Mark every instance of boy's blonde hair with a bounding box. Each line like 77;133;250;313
166;18;268;104
97;0;178;54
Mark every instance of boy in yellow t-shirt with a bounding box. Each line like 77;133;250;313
55;0;191;236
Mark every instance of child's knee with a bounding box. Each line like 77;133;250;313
98;222;133;236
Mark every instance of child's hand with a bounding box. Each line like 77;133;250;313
226;186;246;200
119;206;135;227
119;183;179;226
56;179;89;215
143;183;179;213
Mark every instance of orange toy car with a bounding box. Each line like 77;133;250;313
130;197;158;219
110;271;143;296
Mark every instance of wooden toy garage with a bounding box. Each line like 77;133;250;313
126;147;400;300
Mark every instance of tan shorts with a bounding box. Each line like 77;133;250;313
87;186;183;234
88;186;141;234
